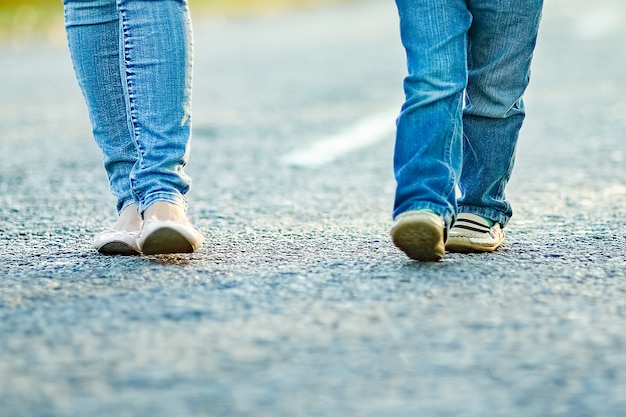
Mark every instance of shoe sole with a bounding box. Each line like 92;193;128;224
391;217;444;262
445;238;502;253
141;227;195;255
97;241;141;256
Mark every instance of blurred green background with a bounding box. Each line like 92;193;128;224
0;0;347;42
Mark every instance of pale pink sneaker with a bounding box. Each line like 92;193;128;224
93;205;142;255
137;218;204;255
94;228;141;255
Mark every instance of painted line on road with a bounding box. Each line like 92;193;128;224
576;7;622;39
281;108;398;167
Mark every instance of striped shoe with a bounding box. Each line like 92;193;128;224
445;213;504;253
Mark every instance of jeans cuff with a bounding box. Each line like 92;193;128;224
140;192;188;215
394;203;454;230
457;205;510;228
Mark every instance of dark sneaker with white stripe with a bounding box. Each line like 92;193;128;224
445;213;504;253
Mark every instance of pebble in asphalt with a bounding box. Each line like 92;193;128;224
1;0;626;416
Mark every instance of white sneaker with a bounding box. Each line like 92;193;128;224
137;218;204;255
446;213;504;253
390;210;445;262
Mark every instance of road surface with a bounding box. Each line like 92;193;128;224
1;0;626;415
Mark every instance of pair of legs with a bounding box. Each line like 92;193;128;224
392;0;543;260
63;0;203;254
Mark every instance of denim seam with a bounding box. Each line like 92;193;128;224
118;0;145;205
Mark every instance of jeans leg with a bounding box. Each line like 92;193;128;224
64;0;138;213
117;0;194;214
392;0;471;228
459;0;543;226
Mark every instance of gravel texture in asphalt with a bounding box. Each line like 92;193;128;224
1;0;626;416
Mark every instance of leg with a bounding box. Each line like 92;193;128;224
116;0;203;253
392;0;471;229
64;0;143;255
64;0;202;254
63;0;138;213
391;0;471;261
458;0;544;226
117;0;194;214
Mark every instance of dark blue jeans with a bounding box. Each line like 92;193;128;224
393;0;543;228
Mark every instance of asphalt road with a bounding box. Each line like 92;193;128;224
1;0;626;416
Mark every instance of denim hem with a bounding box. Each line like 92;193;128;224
140;192;188;215
457;205;511;228
393;203;453;230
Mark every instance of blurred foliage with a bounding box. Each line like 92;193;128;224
0;0;347;42
0;0;60;42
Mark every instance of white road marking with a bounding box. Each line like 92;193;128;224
282;108;398;167
576;7;622;39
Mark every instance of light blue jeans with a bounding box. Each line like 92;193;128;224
393;0;543;229
63;0;193;214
